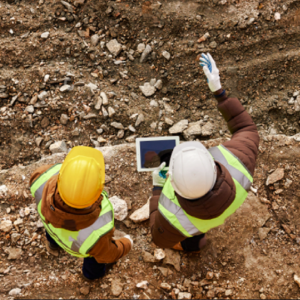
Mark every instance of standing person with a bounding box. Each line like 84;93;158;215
149;53;259;252
30;146;133;280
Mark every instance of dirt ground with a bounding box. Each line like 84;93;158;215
1;0;300;299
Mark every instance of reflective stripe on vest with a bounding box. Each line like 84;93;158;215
30;165;114;258
158;145;253;237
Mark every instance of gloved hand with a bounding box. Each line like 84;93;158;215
199;53;222;92
124;235;133;248
152;162;167;187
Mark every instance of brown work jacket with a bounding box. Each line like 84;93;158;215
30;168;131;263
150;94;260;248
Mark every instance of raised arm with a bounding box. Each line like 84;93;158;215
200;53;259;174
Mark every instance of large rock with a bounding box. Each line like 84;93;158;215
139;83;156;97
49;141;68;154
169;120;189;134
0;220;12;232
266;168;284;185
129;199;149;223
109;196;128;221
106;39;122;56
183;122;202;140
111;279;123;296
163;249;181;271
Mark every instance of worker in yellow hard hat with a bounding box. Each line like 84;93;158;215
30;146;133;280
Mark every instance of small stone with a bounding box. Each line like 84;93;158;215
90;34;100;46
25;105;34;113
154;249;165;260
178;292;192;299
162;50;171;60
126;135;138;142
100;92;109;105
206;290;215;298
111;279;123;297
6;247;23;260
206;271;214;280
202;121;214;136
109;196;128;221
0;220;12;232
198;32;210;43
83;113;97;120
95;97;102;110
41;117;50;128
49;141;68;154
128;125;136;132
136;281;148;290
294;274;300;287
44;74;50;82
274;12;281;20
183;123;202;139
106;39;122;56
266;168;284;185
86;82;98;92
165;118;174;126
60;85;71;92
80;286;90;295
163;249;181;271
140;44;152;63
158;267;173;277
209;41;217;48
111;122;124;130
258;227;271;240
97;137;107;143
143;251;156;263
150;100;158;107
137;43;146;53
60;114;69;125
272;201;279;210
140;83;156;97
35;137;43;147
14;218;23;226
0;93;8;99
108;107;116;118
102;106;108;118
135;114;145;127
154;79;163;90
41;32;49;39
260;293;267;300
11;233;21;244
117;130;124;139
130;200;149;223
160;283;171;291
169;120;188;134
9;288;22;296
38;91;49;101
225;289;233;296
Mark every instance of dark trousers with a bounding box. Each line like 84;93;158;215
180;234;206;252
46;231;106;280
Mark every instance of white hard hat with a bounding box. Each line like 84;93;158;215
169;141;217;200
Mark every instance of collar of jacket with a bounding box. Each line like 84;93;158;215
176;162;236;220
41;175;103;231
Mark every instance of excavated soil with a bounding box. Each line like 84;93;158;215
1;0;300;299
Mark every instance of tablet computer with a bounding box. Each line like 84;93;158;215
136;136;180;172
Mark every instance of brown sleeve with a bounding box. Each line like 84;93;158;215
217;96;260;175
88;227;132;264
29;165;54;186
150;189;185;248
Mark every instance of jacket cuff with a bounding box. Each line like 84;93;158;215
153;186;163;192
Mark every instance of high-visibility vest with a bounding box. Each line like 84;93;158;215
158;145;253;236
30;163;114;258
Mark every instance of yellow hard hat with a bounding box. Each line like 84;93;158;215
57;146;105;209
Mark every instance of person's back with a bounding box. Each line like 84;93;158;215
30;146;132;279
149;53;259;251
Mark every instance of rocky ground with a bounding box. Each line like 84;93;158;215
1;0;300;299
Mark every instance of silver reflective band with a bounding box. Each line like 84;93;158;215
159;194;202;236
70;210;113;253
208;146;252;191
34;171;60;205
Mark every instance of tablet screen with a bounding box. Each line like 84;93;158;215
140;140;176;169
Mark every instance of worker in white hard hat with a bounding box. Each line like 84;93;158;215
149;53;260;252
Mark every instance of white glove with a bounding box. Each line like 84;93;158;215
199;53;222;92
152;162;167;187
124;235;133;248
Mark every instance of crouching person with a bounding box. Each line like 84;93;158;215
149;53;259;252
30;146;133;280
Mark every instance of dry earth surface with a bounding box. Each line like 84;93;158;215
1;0;300;299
